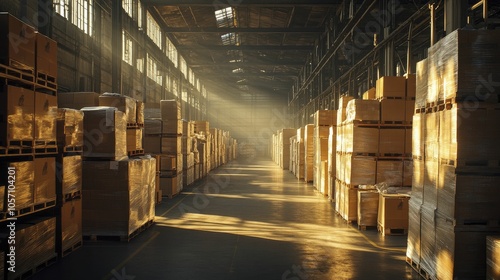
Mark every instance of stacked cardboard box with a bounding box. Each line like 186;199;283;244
487;236;500;279
295;128;305;180
407;29;500;280
303;124;314;182
57;108;84;151
144;100;183;198
312;110;336;197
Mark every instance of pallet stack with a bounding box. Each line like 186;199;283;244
407;29;500;280
194;121;210;177
312;110;336;196
56;108;84;258
182;120;195;187
144;99;183;198
290;136;297;175
81;106;156;241
0;14;59;278
303;124;314;182
294;128;305;180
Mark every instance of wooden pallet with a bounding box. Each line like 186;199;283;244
127;123;144;128
128;149;144;156
1;200;57;221
60;238;83;258
62;145;83;153
377;96;405;100
35;71;57;91
377;224;408;236
84;219;155;242
13;255;58;280
0;145;33;157
0;62;34;84
61;189;82;204
34;145;58;155
415;107;425;114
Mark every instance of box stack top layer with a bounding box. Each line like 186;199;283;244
314;110;337;127
57;92;100;110
98;93;137;124
345;99;380;123
161;99;181;120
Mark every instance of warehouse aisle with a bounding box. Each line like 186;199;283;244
36;157;417;280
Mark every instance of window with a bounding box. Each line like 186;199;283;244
73;0;93;35
54;0;70;19
122;30;133;65
137;0;143;28
123;0;133;17
172;79;178;97
221;32;239;45
214;7;235;28
165;74;172;93
179;56;187;79
165;37;178;68
147;54;162;86
147;11;162;49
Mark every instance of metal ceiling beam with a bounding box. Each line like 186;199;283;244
199;72;298;77
180;45;313;50
190;60;304;67
164;27;323;33
144;0;341;7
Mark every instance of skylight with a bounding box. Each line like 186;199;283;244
214;7;235;28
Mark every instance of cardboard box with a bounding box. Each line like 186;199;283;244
376;76;406;99
162;136;181;154
136;101;144;124
343;124;379;154
379;128;405;155
126;128;143;151
380;99;406;123
406;74;416;98
342;185;358;222
35;32;57;77
344;155;376;186
58;155;82;196
314;110;337;126
362;87;376;100
415;59;428;108
57;108;84;147
487;236;500;280
143;135;161;154
34;157;56;203
0;161;34;210
160;176;181;197
412;114;424;159
345;99;380;122
0;85;35;145
81;107;127;160
59;198;82;256
57;92;99;110
0;13;36;68
406;198;422;266
405;128;412;156
405;99;414;124
183;153;195;169
160;99;181;120
376;160;403;186
337;96;354;124
423;159;438;207
98;93;137;124
377;193;410;230
358;190;379;227
193;121;210;134
34;91;57;142
411;159;424;200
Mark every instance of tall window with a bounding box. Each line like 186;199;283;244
147;54;162;86
147;11;162;49
165;37;178;68
179;56;187;79
122;0;133;17
73;0;93;35
137;0;143;28
122;30;133;65
54;0;70;19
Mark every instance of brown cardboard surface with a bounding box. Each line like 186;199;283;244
378;193;410;229
143;135;161;154
405;99;414;124
487;236;500;280
358;190;379;227
345;99;380;122
376;160;404;186
362;88;376;100
160;100;181;120
406;74;416;98
34;92;57;142
34;157;56;203
314;110;337;127
0;13;35;68
57;92;99;110
376;76;406;99
379;128;405;154
126;128;143;151
60;198;82;252
415;59;428;108
162;136;182;154
35;32;57;77
380;99;406;123
0;85;35;144
60;155;82;195
99;94;137;124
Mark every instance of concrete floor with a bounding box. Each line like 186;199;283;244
35;157;421;280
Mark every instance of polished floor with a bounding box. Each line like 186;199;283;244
36;157;420;280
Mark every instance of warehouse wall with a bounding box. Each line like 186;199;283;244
207;87;289;157
0;0;205;119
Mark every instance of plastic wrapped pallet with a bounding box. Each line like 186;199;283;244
411;159;424;200
362;87;376;100
81;107;127;160
0;13;36;67
487;236;500;280
357;190;379;227
161;136;181;154
335;180;341;213
345;99;380;123
438;164;500;222
144;107;161;119
424;112;439;160
98;93;137;124
415;59;428;108
314;110;336;127
183;153;195;170
420;203;437;279
343;123;379;154
160;99;181;120
82;157;155;237
34;91;57;143
376;76;406;99
435;29;500;102
34;157;56;204
59;198;82;256
407;197;422;266
440;106;500;162
435;213;498;280
380;99;406;123
0;161;34;210
59;155;82;197
337;96;354;124
0;85;34;145
160;175;182;197
193;121;210;134
4;217;56;279
328;126;336;198
427;40;442;105
412;113;424;159
126;129;143;151
342;185;358;222
304;125;314;182
376;160;403;186
57;108;84;147
344;155;376;186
